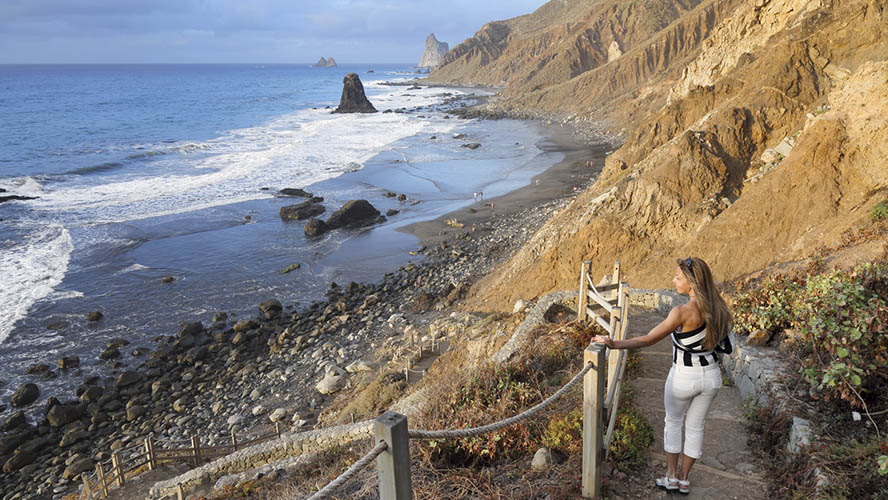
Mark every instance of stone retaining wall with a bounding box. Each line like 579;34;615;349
492;290;577;363
149;420;372;498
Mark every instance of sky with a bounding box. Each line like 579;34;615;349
0;0;547;64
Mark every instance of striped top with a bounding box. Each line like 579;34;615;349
671;324;733;367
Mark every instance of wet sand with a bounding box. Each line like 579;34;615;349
402;122;611;248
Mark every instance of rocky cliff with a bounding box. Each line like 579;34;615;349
433;0;887;310
419;33;450;69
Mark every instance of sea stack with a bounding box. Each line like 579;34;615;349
332;73;377;113
313;57;337;67
418;33;449;70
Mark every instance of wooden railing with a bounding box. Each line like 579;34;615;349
79;424;284;499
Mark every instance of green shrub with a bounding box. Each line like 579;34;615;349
732;260;888;407
608;407;653;472
543;407;583;454
733;273;803;335
418;322;598;466
872;201;888;222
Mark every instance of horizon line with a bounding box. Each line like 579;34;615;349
0;61;420;66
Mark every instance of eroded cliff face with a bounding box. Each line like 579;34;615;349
454;0;888;311
429;0;717;93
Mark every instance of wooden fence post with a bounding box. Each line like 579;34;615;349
231;428;238;451
95;463;107;498
582;342;606;499
111;452;125;487
578;261;590;322
145;436;156;471
374;411;413;500
80;472;91;500
606;282;626;400
611;261;621;301
191;435;201;466
177;483;185;500
275;422;282;438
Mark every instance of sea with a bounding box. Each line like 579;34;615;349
0;63;563;406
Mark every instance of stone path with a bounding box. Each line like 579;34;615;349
625;309;768;499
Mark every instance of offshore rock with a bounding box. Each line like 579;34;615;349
279;188;313;198
326;200;381;229
304;218;329;238
280;201;325;221
332;73;377;114
312;57;337;67
419;33;449;70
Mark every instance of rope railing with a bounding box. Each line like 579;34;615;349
409;361;593;440
304;354;602;500
305;441;388;500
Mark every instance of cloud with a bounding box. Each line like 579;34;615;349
0;0;547;63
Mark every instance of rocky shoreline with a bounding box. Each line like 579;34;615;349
0;93;612;500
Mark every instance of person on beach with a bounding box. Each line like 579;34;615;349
593;257;732;495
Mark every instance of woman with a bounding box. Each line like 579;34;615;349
593;257;732;495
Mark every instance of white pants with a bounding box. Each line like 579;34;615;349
663;363;722;459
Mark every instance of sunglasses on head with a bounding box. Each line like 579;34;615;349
684;258;692;269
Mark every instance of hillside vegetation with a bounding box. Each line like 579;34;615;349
427;0;887;311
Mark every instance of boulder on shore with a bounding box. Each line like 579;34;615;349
259;299;283;319
46;403;82;427
10;384;39;407
326;200;381;229
332;73;377;114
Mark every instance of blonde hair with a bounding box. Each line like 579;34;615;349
678;257;732;350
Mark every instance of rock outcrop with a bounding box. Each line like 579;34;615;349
445;0;888;310
312;57;337;67
332;73;377;114
418;33;450;70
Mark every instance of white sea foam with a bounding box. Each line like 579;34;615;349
118;263;149;274
0;222;74;344
26;86;463;224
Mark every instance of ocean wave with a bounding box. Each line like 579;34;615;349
126;150;166;160
1;176;44;195
118;263;149;274
65;161;125;176
0;222;74;344
22;87;464;224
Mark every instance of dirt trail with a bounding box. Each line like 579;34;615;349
619;309;767;499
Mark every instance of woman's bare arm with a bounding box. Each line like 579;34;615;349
593;306;684;349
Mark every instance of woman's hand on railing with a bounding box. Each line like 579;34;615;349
593;335;615;348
